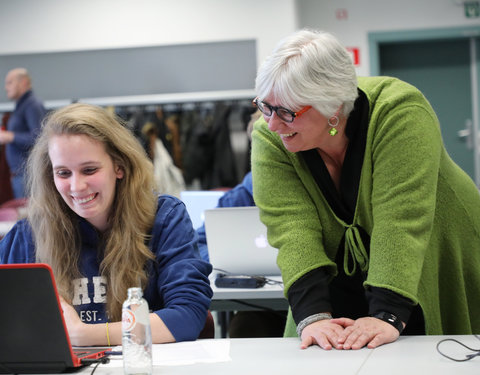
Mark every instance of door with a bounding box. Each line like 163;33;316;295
370;27;480;185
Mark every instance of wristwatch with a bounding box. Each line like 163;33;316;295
371;312;404;334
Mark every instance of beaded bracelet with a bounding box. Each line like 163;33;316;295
296;312;333;337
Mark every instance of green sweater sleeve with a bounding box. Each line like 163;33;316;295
360;78;442;302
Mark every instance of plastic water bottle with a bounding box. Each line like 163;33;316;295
122;287;153;375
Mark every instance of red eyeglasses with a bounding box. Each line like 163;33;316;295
253;97;312;123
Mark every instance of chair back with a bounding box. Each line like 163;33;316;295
198;311;215;339
0;207;18;221
0;197;28;209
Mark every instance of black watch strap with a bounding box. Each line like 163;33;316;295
371;312;404;334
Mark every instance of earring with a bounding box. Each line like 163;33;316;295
328;115;339;136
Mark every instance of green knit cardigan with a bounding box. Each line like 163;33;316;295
251;76;480;336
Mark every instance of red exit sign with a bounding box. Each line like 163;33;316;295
346;47;360;66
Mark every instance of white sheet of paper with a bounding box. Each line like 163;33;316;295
102;339;231;367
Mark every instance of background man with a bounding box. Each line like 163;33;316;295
1;68;46;198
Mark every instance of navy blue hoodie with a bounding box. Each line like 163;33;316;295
0;195;213;341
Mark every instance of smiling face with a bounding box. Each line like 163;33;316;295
262;94;331;153
48;134;124;232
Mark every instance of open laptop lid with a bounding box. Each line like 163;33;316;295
180;190;225;229
204;207;281;276
0;263;106;374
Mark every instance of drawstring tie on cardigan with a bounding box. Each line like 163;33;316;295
343;225;369;276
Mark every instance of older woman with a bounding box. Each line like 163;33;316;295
251;29;480;350
0;103;212;345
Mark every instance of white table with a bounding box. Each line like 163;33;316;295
359;335;479;375
86;336;480;375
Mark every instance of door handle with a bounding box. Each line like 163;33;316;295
458;119;473;149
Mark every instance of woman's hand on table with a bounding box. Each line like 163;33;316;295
300;319;346;350
331;317;400;349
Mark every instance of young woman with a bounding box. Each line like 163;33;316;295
0;103;212;345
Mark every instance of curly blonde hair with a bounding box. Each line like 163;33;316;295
26;103;157;320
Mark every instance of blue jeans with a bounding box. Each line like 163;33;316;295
11;174;26;198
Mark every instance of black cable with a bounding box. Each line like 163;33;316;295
436;335;480;362
89;361;102;375
264;277;283;286
81;357;110;375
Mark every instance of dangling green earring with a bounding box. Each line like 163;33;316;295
328;115;339;136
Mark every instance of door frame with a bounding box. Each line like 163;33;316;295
368;25;480;186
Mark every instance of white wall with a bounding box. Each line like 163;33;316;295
295;0;480;76
0;0;297;70
0;0;477;85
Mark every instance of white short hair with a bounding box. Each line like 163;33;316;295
255;29;358;118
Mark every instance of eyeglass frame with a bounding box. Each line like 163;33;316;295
253;97;312;123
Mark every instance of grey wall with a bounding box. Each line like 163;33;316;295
0;40;256;103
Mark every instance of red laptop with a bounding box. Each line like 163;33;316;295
0;263;108;373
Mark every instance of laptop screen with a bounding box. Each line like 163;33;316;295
204;207;281;276
0;263;106;373
180;190;225;229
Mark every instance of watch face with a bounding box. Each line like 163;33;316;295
385;313;397;323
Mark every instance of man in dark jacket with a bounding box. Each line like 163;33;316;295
1;68;46;198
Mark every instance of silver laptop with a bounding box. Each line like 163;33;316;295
204;206;281;276
180;190;225;229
